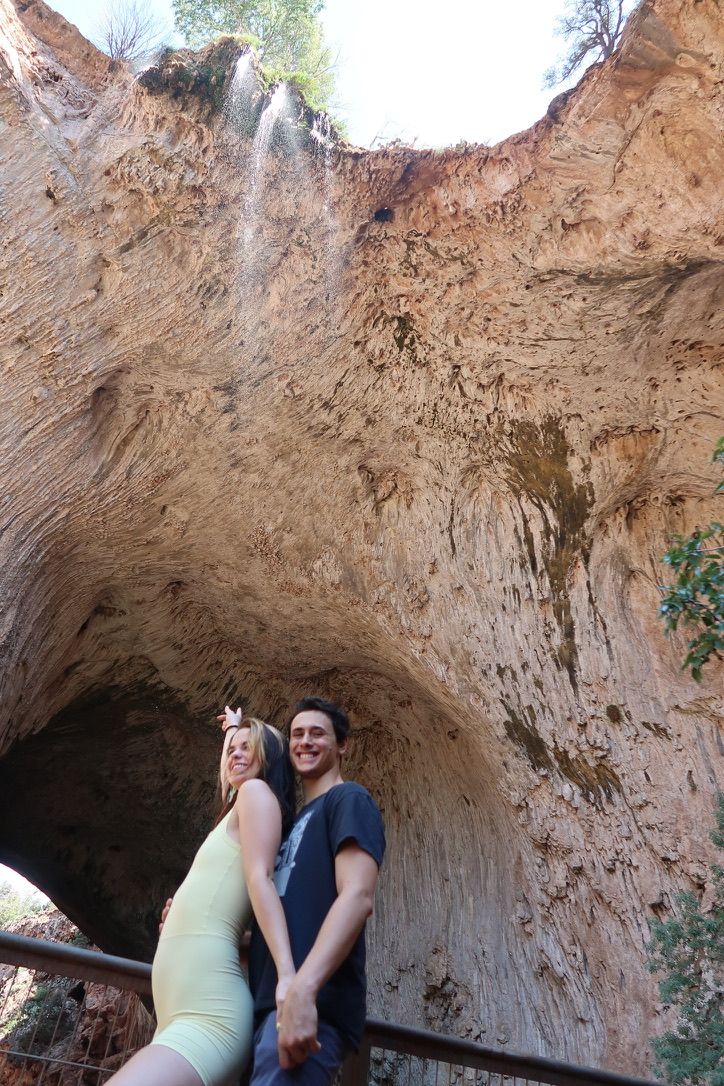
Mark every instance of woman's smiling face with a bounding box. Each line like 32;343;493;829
226;727;261;789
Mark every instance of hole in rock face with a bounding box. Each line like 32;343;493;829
0;862;156;1064
0;684;220;958
374;207;394;222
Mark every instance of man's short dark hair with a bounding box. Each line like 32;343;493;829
292;696;350;744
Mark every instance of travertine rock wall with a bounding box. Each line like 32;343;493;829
0;0;722;1073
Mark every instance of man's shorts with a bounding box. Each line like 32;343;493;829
249;1011;348;1086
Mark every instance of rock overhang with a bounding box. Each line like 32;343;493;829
0;0;722;1071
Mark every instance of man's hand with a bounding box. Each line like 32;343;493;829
158;897;173;934
277;977;321;1069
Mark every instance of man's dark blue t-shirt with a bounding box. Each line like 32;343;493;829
249;781;385;1051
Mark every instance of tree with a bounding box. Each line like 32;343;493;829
95;0;169;64
544;0;633;88
172;0;335;110
0;880;46;927
647;794;724;1085
659;438;724;681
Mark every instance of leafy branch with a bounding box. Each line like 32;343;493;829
172;0;336;111
659;439;724;681
647;794;724;1085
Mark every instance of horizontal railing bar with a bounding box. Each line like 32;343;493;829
0;935;665;1086
0;1049;111;1075
364;1020;665;1086
0;932;152;996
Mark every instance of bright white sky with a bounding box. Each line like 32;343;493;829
0;863;48;900
46;0;578;147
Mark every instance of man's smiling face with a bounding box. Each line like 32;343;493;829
289;709;346;780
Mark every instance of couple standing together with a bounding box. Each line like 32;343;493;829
108;695;385;1086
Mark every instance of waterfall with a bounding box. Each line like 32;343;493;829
223;52;255;136
253;83;288;153
311;115;346;313
221;65;344;344
240;84;290;262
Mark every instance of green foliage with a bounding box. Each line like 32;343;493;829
172;0;335;110
647;794;724;1084
659;439;724;681
260;66;331;115
9;978;79;1055
544;0;634;88
0;880;46;928
715;437;724;496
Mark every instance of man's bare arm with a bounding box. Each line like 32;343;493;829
277;844;379;1068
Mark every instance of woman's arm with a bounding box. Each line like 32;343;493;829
236;780;295;1008
218;705;243;799
158;897;174;934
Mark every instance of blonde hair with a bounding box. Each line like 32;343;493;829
218;716;285;804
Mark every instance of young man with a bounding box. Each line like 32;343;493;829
248;696;385;1084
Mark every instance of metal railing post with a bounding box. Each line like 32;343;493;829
340;1036;371;1086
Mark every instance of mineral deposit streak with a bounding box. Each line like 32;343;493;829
311;114;343;305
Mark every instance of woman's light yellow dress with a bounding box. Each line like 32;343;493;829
151;813;253;1086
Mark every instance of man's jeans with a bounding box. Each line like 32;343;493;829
249;1012;348;1086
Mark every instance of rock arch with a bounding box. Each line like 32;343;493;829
0;0;722;1072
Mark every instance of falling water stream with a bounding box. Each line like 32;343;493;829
223;52;255;134
310;114;343;306
221;55;347;351
241;82;290;263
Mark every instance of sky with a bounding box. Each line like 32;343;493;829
0;863;48;900
46;0;577;148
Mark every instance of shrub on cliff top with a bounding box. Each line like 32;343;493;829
95;0;170;63
173;0;335;110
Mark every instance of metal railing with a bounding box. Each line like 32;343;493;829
342;1021;665;1086
0;931;154;1083
1;932;665;1086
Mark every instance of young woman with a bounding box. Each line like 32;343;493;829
107;709;296;1086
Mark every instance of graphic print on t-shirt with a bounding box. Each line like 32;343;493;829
273;809;315;896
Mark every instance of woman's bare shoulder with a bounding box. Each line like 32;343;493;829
235;778;275;805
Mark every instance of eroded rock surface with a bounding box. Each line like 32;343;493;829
0;0;722;1072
